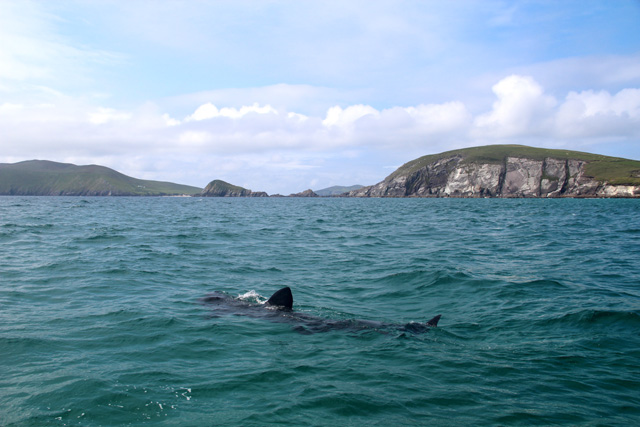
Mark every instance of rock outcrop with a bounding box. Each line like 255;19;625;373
349;146;640;198
289;189;319;197
200;180;268;197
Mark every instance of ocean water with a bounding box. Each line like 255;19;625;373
1;196;639;426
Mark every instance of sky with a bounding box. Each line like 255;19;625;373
1;0;639;194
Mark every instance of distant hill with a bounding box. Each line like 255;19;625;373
348;145;640;198
0;160;202;196
315;185;364;196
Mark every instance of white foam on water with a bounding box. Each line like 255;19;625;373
180;387;192;401
238;290;266;304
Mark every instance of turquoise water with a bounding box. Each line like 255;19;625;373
1;197;639;426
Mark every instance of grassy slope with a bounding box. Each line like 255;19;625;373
389;145;640;186
0;160;202;196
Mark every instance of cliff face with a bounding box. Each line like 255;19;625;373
349;154;640;198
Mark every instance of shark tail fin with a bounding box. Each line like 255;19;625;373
266;287;293;310
426;314;441;327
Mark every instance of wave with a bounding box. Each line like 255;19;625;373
539;309;640;328
371;269;473;289
495;279;571;299
77;232;127;243
0;223;55;234
621;228;640;234
0;335;60;350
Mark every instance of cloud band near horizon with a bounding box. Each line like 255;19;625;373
2;75;638;156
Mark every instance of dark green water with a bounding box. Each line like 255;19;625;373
1;197;639;426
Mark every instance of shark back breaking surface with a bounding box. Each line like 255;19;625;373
202;286;441;335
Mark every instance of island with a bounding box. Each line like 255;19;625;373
199;180;268;197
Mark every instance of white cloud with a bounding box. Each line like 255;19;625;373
563;88;640;118
185;102;279;122
387;102;471;135
163;84;368;118
178;131;212;147
287;112;308;121
185;103;219;122
474;75;557;138
88;107;132;125
321;102;471;147
2;75;638;160
323;105;379;127
162;113;180;127
504;54;640;95
555;88;640;139
471;75;640;144
0;103;25;113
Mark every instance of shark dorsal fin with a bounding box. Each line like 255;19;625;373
426;314;441;327
266;287;293;310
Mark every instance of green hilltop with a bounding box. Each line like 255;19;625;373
390;145;640;186
0;160;202;196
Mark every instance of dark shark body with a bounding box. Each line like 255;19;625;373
202;287;441;335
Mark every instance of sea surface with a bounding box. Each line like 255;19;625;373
1;197;639;426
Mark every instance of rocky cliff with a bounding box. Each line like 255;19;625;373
200;180;268;197
349;145;640;198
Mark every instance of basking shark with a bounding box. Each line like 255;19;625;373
202;286;441;335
